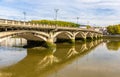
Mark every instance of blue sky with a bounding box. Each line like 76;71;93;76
0;0;120;26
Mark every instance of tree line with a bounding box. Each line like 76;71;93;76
30;20;80;27
107;24;120;34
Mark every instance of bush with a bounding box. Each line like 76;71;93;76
30;20;80;27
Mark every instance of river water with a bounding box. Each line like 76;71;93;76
0;38;120;77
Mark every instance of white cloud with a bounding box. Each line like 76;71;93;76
0;0;120;26
75;0;101;3
0;6;22;19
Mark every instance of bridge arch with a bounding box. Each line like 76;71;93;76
75;31;88;39
0;30;50;42
53;31;73;39
86;32;94;39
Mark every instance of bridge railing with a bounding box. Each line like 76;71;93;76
0;19;102;34
0;19;58;28
0;19;76;29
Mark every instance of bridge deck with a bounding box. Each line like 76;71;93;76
0;19;102;34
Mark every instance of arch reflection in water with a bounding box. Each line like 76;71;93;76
0;47;27;69
0;39;103;77
62;40;100;60
87;41;94;49
37;48;60;69
37;39;103;69
79;43;88;52
67;45;78;58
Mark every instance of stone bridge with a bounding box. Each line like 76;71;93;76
0;19;103;47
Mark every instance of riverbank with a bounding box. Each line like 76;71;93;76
103;35;120;38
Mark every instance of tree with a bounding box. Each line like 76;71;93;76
86;25;91;29
107;24;120;34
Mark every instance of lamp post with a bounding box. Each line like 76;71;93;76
23;12;26;22
54;9;59;29
54;9;59;20
76;17;79;24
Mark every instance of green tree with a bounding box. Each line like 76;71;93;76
107;24;120;34
86;25;91;29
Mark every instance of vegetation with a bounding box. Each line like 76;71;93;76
30;20;80;27
106;41;120;51
86;25;91;29
107;24;120;34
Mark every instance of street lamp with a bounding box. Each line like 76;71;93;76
54;9;59;29
54;9;59;21
76;17;79;24
23;12;26;22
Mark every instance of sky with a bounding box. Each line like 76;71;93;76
0;0;120;26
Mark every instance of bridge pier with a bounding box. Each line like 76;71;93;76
45;32;56;48
69;34;75;44
82;37;87;42
46;38;56;48
82;32;88;41
70;38;75;44
95;34;98;39
5;28;7;31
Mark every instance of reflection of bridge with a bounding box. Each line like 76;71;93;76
37;39;103;69
0;19;103;47
0;39;103;77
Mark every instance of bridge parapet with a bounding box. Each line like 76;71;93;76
0;19;61;27
0;19;102;34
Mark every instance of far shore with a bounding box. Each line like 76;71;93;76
103;35;120;38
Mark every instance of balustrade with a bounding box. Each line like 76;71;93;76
0;19;102;35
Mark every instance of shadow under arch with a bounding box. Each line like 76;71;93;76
0;31;51;48
53;31;73;43
75;31;88;41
